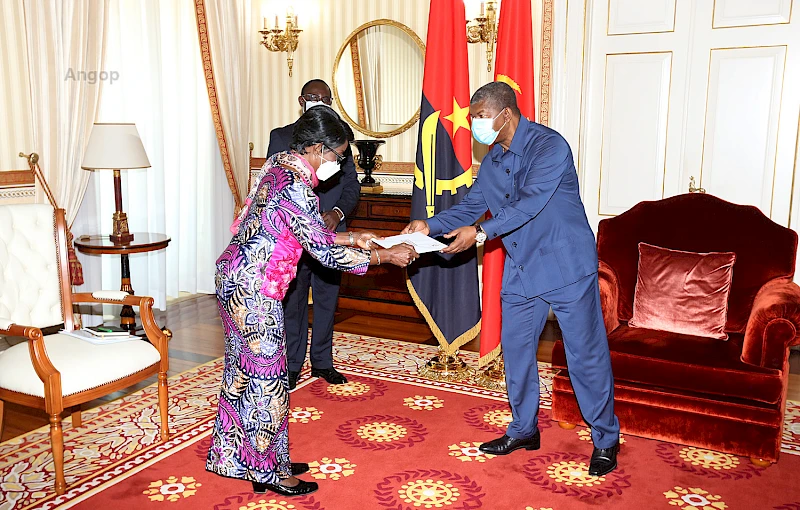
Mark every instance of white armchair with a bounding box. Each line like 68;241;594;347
0;204;170;495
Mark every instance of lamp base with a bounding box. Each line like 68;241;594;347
360;184;384;194
111;211;134;244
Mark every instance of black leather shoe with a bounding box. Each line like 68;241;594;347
478;431;540;455
588;443;619;476
291;462;309;475
252;479;318;496
311;366;347;385
288;371;300;390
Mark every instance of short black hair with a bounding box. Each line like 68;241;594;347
301;79;330;96
470;81;520;116
290;106;351;153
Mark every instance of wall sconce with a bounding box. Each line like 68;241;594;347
259;8;302;77
465;0;498;72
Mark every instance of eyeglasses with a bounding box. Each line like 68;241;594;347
302;93;333;105
323;144;346;164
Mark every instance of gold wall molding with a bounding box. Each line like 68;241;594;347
539;0;553;125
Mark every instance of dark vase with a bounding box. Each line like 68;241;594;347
353;139;386;186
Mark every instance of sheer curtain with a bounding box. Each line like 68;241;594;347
73;0;234;315
23;0;108;222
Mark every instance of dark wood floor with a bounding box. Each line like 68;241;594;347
2;294;799;442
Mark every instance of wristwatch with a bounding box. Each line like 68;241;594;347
475;224;487;244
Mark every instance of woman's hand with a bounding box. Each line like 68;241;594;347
355;231;382;249
381;243;419;267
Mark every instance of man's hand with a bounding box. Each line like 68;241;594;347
401;220;430;235
322;211;341;231
441;226;478;254
383;243;419;267
355;231;382;249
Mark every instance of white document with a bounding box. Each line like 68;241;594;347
60;329;139;345
373;232;448;254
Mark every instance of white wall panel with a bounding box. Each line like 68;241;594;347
713;0;792;28
700;46;786;212
599;52;672;215
607;0;677;35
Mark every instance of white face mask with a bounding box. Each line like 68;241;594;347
304;100;328;112
316;147;341;181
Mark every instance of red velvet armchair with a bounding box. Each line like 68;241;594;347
551;193;800;464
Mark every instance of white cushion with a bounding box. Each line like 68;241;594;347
0;317;12;330
91;290;129;301
0;333;161;397
0;204;63;328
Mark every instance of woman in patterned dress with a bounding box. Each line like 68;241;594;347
206;107;418;497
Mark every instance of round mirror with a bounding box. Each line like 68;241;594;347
332;19;425;138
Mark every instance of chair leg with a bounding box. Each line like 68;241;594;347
49;413;66;495
158;371;169;442
0;399;5;440
70;405;82;428
750;457;772;467
558;421;578;430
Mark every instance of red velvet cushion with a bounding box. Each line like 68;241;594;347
629;243;735;340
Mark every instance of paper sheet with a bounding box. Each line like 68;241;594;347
373;232;448;254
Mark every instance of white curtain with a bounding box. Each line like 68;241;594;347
202;0;253;207
73;0;234;314
23;0;108;223
0;1;34;170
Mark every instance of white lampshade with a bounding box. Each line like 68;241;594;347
81;123;151;170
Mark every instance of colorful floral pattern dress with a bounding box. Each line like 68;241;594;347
206;152;370;483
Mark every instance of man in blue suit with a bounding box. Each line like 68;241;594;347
403;82;620;475
268;79;361;390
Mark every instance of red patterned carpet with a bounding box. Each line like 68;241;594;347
3;333;800;509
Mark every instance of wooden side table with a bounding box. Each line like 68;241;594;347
74;233;171;331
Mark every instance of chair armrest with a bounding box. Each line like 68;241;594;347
742;278;800;369
71;291;142;307
71;292;171;368
0;319;62;408
598;260;620;335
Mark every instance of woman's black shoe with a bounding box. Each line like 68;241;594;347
252;479;318;496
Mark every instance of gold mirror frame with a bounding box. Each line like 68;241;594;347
332;19;425;139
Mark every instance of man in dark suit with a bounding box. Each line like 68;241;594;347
267;79;361;390
403;82;620;476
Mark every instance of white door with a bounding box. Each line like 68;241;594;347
578;0;800;232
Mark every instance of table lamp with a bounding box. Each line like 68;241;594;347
81;123;150;244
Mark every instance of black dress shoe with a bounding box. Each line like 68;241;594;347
310;366;347;385
288;371;300;390
252;479;318;496
291;462;309;475
478;431;540;455
588;443;619;476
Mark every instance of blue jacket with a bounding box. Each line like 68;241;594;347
267;121;361;232
426;117;598;298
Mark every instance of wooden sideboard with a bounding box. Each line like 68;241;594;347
339;193;423;320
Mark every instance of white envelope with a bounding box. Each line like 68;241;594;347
373;232;448;254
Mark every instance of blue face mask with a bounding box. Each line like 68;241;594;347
471;109;508;145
